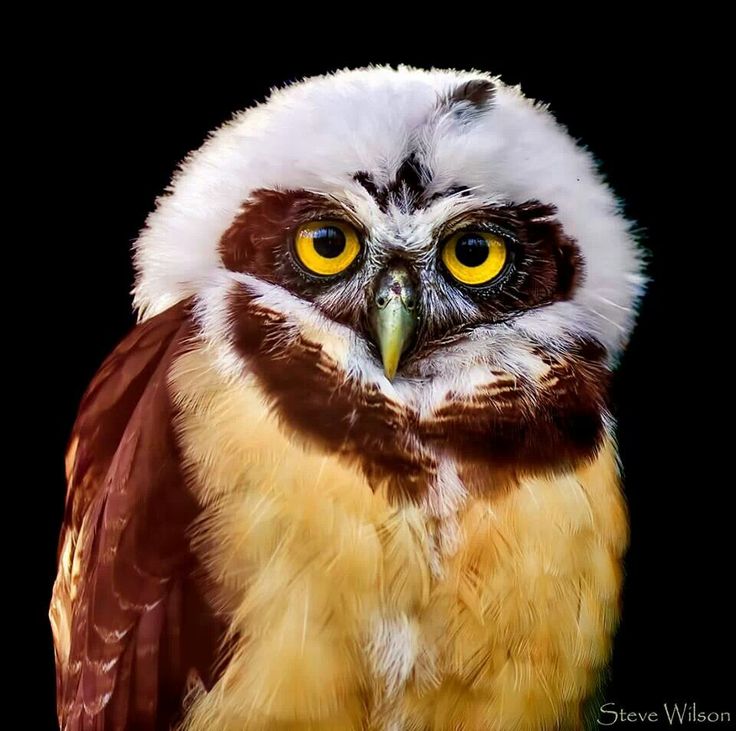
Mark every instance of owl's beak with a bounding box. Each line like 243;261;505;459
369;265;418;381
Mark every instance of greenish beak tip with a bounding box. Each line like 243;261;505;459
369;266;418;381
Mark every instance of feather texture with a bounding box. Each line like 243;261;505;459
52;306;628;730
53;65;641;730
50;299;224;731
169;344;627;730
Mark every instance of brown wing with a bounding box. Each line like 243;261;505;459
50;298;225;731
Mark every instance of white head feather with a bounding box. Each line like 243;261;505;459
133;65;644;363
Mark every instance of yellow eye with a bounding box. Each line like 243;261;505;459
294;220;361;276
441;230;508;286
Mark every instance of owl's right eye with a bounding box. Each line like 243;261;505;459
294;220;361;277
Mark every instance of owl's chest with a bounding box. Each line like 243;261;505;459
172;351;627;730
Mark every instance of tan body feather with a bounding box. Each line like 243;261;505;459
172;345;627;731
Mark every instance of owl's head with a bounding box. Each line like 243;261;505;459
134;66;643;500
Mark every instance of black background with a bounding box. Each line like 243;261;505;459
34;31;732;729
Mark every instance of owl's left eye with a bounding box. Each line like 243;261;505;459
294;220;361;277
441;230;509;287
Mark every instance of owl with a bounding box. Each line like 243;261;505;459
51;67;643;730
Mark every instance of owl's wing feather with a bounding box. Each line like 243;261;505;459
51;298;224;731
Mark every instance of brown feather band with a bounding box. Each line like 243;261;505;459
228;288;610;503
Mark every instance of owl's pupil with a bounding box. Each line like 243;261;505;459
313;227;346;258
455;234;489;267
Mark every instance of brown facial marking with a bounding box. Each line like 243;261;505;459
219;189;370;331
228;286;436;502
219;189;345;280
219;189;587;403
219;190;581;323
402;200;584;366
440;199;584;304
420;341;609;471
229;287;609;504
354;151;432;213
